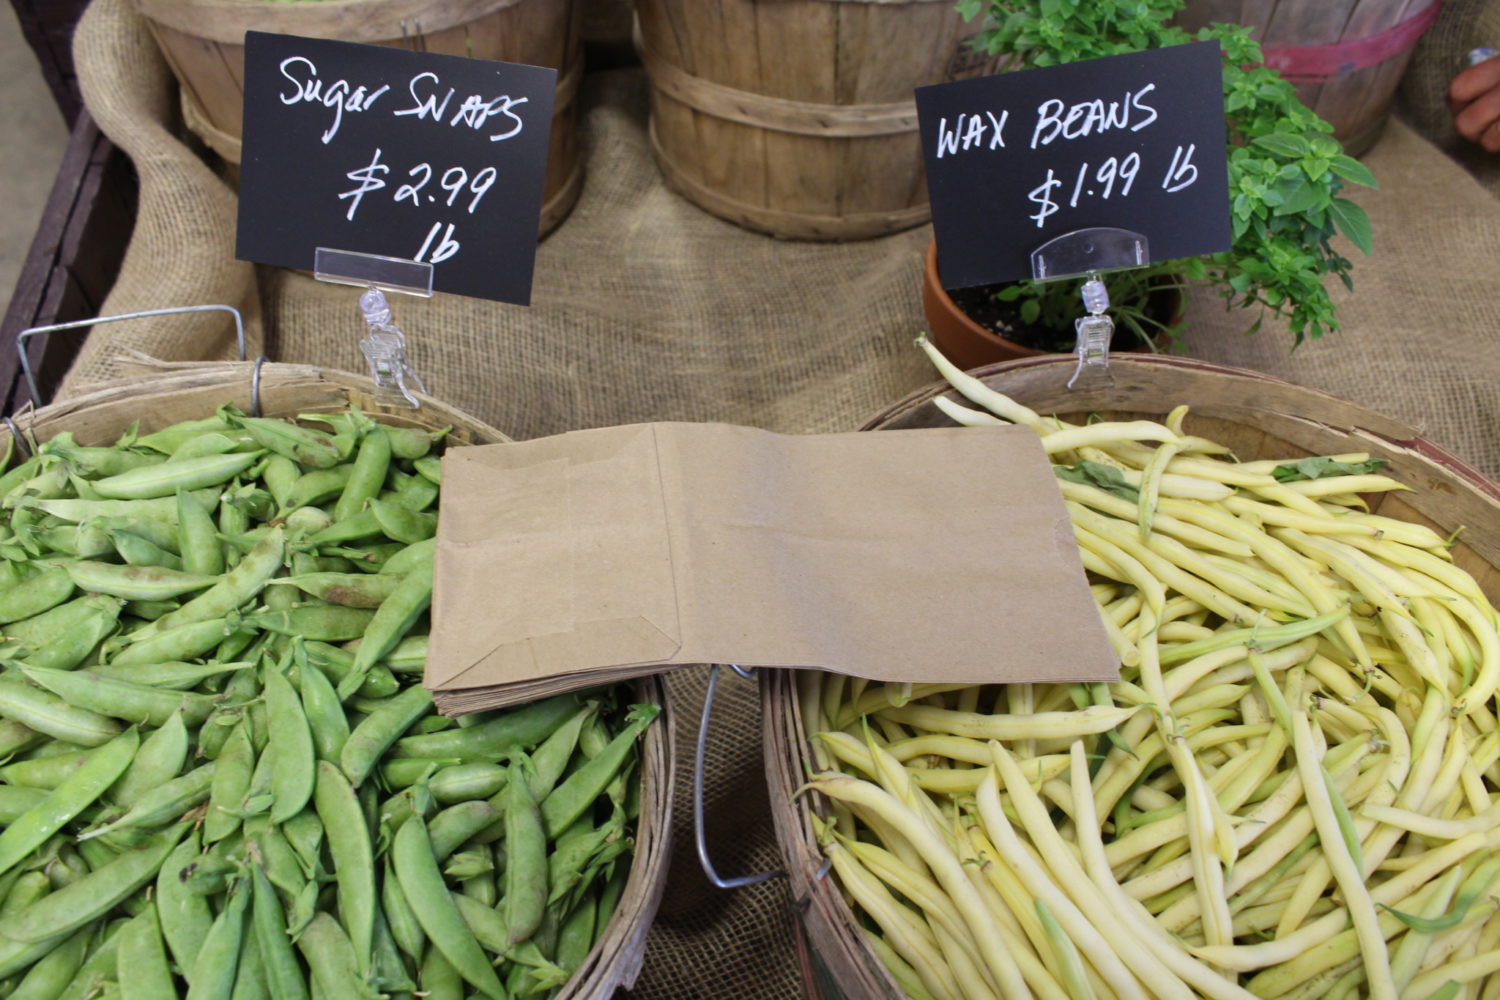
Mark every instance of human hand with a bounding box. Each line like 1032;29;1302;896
1449;53;1500;152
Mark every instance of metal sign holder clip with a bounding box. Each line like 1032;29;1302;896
1029;226;1149;391
313;248;434;409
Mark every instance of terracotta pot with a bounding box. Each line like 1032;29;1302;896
920;239;1176;372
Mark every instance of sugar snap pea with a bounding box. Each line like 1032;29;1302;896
241;606;376;642
53;918;126;1000
340;684;432;788
4;593;122;647
108;617;243;667
204;720;254;845
0;565;73;623
420;941;465;1000
109;527;182;569
503;757;547;946
229;919;269;1000
333;428;390;524
93;659;249;691
0;826;187;943
223;410;342;470
17;602;120;672
79;765;213;842
540;704;658;838
185;875;248;1000
138;524;284;637
116;905;175;1000
176;488;224;577
296;912;378;1000
61;561;216;601
382;424;445;462
273;572;401;608
9;925;89;1000
295;652;349;763
381;858;425;962
90;516;180;554
0;786;47;824
392;817;506;1000
109;713;187;807
21;668;218;729
0;727;138;879
93;451;262;501
313;762;375;978
0;678;123;748
250;864;308;1000
264;666;315;826
368;498;436;545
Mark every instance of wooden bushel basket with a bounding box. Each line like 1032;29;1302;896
1176;0;1442;157
131;0;586;236
763;354;1500;999
633;0;994;241
0;359;675;1000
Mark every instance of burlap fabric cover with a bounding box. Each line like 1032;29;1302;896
61;0;1500;995
1398;0;1500;199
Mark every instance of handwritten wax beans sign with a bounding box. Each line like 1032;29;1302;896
235;32;555;305
915;41;1231;290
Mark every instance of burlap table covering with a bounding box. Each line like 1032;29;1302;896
60;0;1500;995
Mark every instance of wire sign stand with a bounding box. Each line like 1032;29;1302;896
313;248;434;410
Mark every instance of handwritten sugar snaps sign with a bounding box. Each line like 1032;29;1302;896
915;41;1232;290
235;32;555;305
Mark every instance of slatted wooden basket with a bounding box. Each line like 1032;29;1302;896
633;0;994;241
1176;0;1441;157
764;354;1500;999
0;359;675;1000
130;0;586;236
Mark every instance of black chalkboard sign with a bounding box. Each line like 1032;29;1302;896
235;32;555;305
915;41;1232;290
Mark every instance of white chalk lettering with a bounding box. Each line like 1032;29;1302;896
277;57;390;143
935;110;1010;157
394;72;456;123
1029;84;1161;148
1130;84;1159;132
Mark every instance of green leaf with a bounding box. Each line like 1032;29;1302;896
1252;132;1308;158
1329;197;1373;256
1329;154;1378;188
1020;298;1041;325
1055;462;1139;502
1271;457;1387;483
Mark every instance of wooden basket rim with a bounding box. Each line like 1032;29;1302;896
133;0;526;45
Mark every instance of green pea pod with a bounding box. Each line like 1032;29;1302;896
0;747;94;790
0;825;188;943
89;516;181;554
24;496;182;525
381;857;425;961
305;508;384;546
109;529;183;570
0;727;138;879
503;756;547;946
93;451;263;501
94;659;251;691
302;641;400;701
419;941;464;1000
594;864;627;941
176;488;224;577
380;538;435;580
264;666;315;826
540;704;659;838
391;817;506;999
430;763;508;804
165;430;247;462
282;466;354;513
342;563;432;698
283;808;325;880
388;469;439;512
335;427;392;524
240;606;377;642
282;507;333;541
108;618;244;667
22;667;219;729
136;418;235;455
371;907;417;994
444;850;494;881
53;917;128;1000
3;593;122;648
0;786;46;823
250;864;309;1000
428;800;501;861
297;913;380;1000
110;712;188;806
272;573;401;609
314;762;375;979
9;926;90;1000
340;684;432;788
17;602;121;672
528;702;596;803
291;553;353;576
204;720;254;845
155;828;211;975
0;717;42;758
224;411;342;470
229;918;269;1000
393;694;578;762
0;678;123;747
79;763;214;841
413;455;441;485
117;905;177;1000
260;455;300;510
60;561;214;602
0;564;73;623
555;890;598;974
38;524;113;559
325;542;402;573
185;876;249;1000
296;653;349;763
136;525;285;638
243;817;306;903
368;498;436;545
450;892;509;954
382;424;445;462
